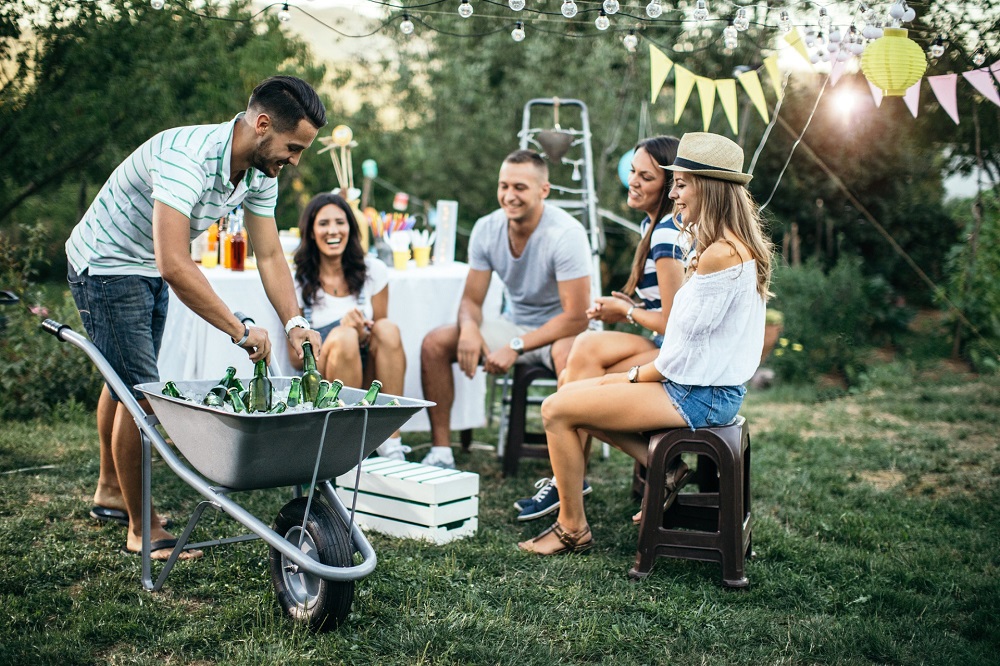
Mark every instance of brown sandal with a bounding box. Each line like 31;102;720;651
518;521;593;555
632;460;694;525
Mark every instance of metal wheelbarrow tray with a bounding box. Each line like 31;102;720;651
42;319;432;632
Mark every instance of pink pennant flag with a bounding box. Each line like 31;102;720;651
962;67;1000;107
903;80;921;117
928;74;960;124
828;61;847;87
868;80;884;108
991;60;1000;84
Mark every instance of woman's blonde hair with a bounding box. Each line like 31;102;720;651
681;175;773;299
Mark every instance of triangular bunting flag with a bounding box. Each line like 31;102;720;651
716;79;739;135
674;66;697;124
829;61;846;87
928;74;960;124
868;80;884;107
696;77;716;131
763;55;783;100
783;28;812;65
649;45;674;104
738;69;770;124
962;68;1000;107
902;80;921;117
990;60;1000;84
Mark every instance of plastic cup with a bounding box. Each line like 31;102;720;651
201;250;218;269
392;249;410;270
412;245;431;267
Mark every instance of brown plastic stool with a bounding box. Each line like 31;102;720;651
629;416;752;588
502;363;557;477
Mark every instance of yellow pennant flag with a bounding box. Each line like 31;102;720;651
783;28;812;65
673;65;696;124
696;77;716;131
649;44;674;104
763;55;783;100
738;69;770;123
715;79;739;135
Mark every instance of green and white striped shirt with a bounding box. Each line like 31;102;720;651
66;114;277;277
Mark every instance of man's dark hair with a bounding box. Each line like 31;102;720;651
503;149;548;176
248;76;327;133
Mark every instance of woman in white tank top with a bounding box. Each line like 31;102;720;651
519;133;773;556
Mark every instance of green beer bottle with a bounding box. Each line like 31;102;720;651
227;387;248;413
356;380;383;406
316;379;345;409
386;397;401;406
286;377;303;408
203;385;227;407
314;380;332;407
219;366;237;388
300;341;322;403
267;401;288;414
162;381;184;399
247;359;273;413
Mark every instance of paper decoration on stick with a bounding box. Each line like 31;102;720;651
928;74;960;124
763;55;783;99
784;28;812;65
962;67;1000;107
738;70;769;123
696;77;716;131
716;79;739;134
317;125;358;194
903;80;921;117
867;80;884;107
674;65;696;123
649;45;674;103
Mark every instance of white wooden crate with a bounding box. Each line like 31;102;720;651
334;457;479;544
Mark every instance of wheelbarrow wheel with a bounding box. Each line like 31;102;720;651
269;497;354;631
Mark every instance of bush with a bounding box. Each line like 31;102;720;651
943;192;1000;373
0;223;103;420
768;255;913;384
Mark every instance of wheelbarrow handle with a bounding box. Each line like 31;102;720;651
41;318;72;340
0;290;19;306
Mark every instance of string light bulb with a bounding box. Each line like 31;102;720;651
561;0;578;18
595;9;610;30
692;0;708;22
511;21;525;41
400;13;414;34
901;3;915;22
508;0;525;11
779;11;791;33
972;49;986;67
458;0;473;17
645;0;662;18
623;29;639;51
888;1;904;20
150;0;165;9
734;8;749;31
928;36;944;58
829;27;841;43
818;7;830;30
603;0;620;15
805;30;817;47
278;3;291;22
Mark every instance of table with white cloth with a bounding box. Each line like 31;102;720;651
157;261;503;432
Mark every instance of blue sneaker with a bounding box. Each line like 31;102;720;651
515;478;592;522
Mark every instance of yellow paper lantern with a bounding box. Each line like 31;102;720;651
861;27;927;97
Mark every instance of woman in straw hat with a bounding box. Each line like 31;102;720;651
512;135;691;523
518;132;773;555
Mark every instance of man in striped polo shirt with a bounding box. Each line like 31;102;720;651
66;76;326;561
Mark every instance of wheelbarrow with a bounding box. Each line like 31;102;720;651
41;318;432;631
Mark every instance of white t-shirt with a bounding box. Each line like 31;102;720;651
296;256;389;329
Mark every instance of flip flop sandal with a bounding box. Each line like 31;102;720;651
632;463;695;525
90;505;173;529
119;539;203;561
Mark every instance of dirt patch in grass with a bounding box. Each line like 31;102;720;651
858;470;904;491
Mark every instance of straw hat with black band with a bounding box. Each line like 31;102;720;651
662;132;752;185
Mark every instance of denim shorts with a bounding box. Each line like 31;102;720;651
662;380;745;430
67;264;169;402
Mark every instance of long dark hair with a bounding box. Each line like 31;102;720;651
622;135;680;295
294;193;368;308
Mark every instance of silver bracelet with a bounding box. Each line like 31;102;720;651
626;305;636;325
233;322;251;347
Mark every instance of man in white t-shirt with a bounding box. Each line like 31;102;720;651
66;76;326;560
419;149;593;468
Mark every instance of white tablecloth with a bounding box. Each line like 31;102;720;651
157;261;503;432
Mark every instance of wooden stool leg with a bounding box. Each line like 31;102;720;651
460;429;473;452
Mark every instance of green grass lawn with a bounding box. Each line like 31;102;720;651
1;362;998;665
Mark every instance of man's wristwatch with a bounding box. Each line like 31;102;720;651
626;304;636;325
627;365;640;383
509;337;525;355
284;315;311;336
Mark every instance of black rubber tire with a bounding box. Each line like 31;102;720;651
269;497;355;631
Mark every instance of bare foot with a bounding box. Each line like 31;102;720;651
125;529;203;561
632;510;642;525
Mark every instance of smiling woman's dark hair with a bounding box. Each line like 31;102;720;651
294;193;367;308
